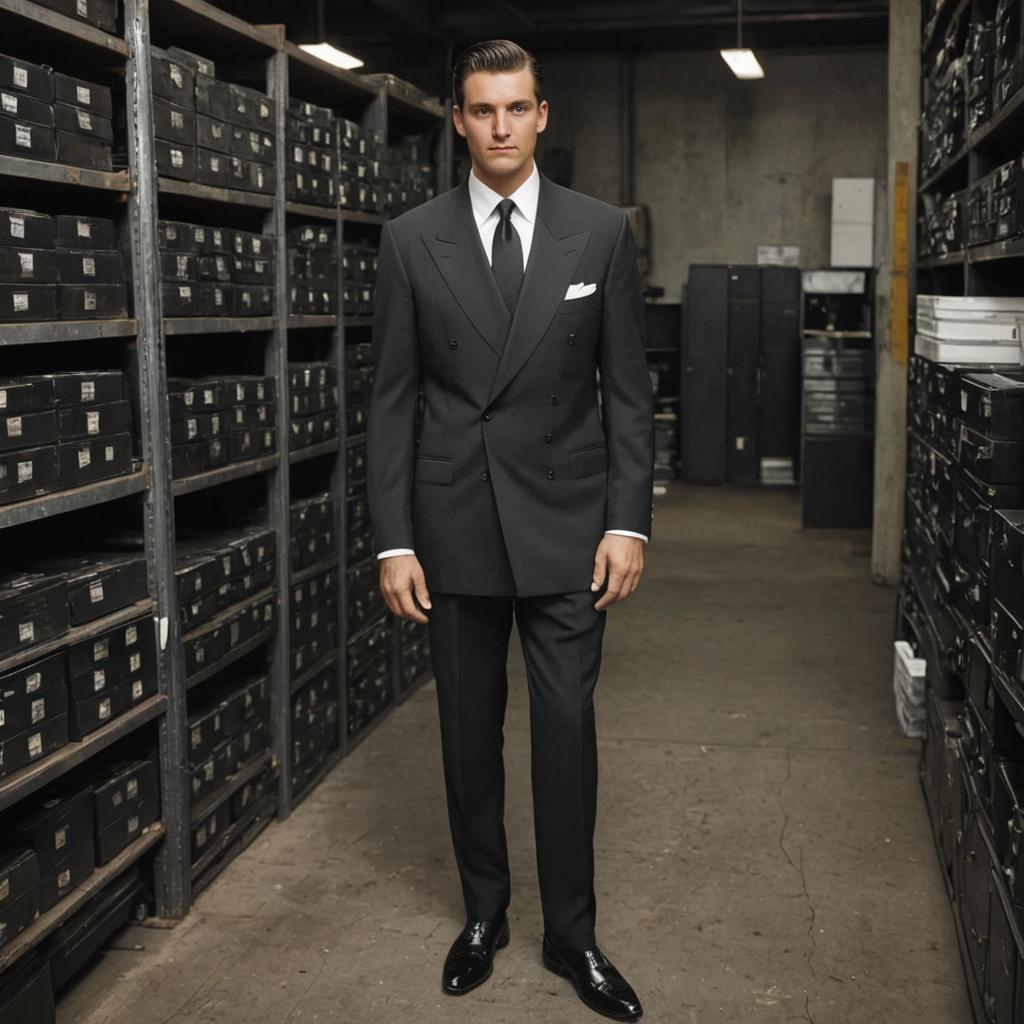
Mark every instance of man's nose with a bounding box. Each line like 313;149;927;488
492;114;510;138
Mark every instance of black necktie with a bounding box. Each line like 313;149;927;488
491;198;524;315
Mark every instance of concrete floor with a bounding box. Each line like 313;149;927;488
58;485;970;1023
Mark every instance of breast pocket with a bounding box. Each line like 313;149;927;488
413;455;453;485
556;288;602;316
569;443;608;479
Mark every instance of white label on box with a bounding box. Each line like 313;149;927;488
9;215;23;238
171;148;184;168
195;645;205;665
252;238;262;255
214;256;226;274
203;762;213;782
17;460;31;483
55;826;67;850
221;555;231;574
171;110;184;129
241;290;252;309
210;155;220;172
12;292;28;312
213;287;223;306
98;698;111;720
93;638;108;661
57;868;70;891
259;102;268;119
89;580;104;603
179;285;192;299
82;256;96;277
0;711;4;728
191;725;201;748
255;259;266;276
26;671;40;692
18;252;32;273
212;123;223;140
177;255;188;277
128;813;140;833
234;383;244;402
202;387;214;405
248;131;258;153
126;624;138;645
130;651;141;673
77;109;92;131
256;167;264;188
15;123;31;148
12;67;27;89
77;85;91;106
165;224;177;241
30;698;44;723
93;668;105;691
84;290;96;311
27;732;41;758
77;219;91;238
78;446;91;469
234;408;242;425
6;416;20;437
112;791;122;808
18;621;33;642
211;414;220;433
212;229;222;248
0;876;8;901
126;777;138;799
81;380;94;400
170;64;183;89
1;93;16;114
104;444;114;461
131;679;142;700
296;172;304;189
86;410;100;434
0;389;6;408
293;145;303;164
186;418;197;440
77;0;88;15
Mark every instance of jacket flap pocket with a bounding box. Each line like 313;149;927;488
569;444;608;479
414;455;453;485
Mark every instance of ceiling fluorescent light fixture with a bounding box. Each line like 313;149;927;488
720;48;764;79
299;43;364;70
720;0;763;79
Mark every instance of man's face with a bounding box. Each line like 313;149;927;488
453;68;548;179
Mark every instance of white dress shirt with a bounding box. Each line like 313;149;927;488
377;161;648;559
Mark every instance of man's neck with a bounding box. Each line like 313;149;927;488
471;159;536;198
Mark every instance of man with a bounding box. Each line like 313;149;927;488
367;38;654;1022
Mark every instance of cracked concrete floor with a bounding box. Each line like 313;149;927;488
56;484;969;1024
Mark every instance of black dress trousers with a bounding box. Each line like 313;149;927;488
427;588;607;951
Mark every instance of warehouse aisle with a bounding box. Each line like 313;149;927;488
57;485;969;1024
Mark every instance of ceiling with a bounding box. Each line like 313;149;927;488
211;0;888;94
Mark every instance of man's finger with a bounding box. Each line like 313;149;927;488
591;549;608;592
398;584;429;623
412;572;432;611
594;570;624;610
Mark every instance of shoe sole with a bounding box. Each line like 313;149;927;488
542;948;643;1021
442;922;510;996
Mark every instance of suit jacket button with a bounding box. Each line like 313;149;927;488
567;334;576;346
544;433;552;443
483;411;492;421
546;469;555;479
550;395;560;406
449;339;459;349
481;471;489;481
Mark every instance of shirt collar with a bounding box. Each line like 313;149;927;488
468;161;540;228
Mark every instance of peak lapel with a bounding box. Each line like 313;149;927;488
421;181;510;358
486;175;591;406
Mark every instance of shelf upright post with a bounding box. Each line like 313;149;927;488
438;98;454;194
265;39;294;820
124;0;190;918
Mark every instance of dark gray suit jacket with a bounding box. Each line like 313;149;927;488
367;170;655;596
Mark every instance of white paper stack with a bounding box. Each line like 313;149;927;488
893;640;927;739
915;295;1024;364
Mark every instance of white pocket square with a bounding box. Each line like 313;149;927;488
564;282;597;301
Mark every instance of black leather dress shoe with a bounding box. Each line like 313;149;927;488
542;934;643;1020
442;915;510;995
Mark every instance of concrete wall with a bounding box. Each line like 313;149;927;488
536;48;888;299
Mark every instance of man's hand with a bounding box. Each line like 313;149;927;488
379;554;432;624
591;534;644;611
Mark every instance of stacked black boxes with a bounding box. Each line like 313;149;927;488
919;189;966;258
289;494;336;577
87;759;160;865
910;355;1024;1021
801;338;874;435
1;370;134;507
0;212;128;322
379;136;437;218
967;18;994;131
158;221;275;318
338;119;383;214
291;668;338;797
341;242;376;316
286;100;336;207
398;618;430;696
994;0;1024;110
290;563;338;680
151;47;276;196
187;671;272;865
167;374;277;479
289;363;338;452
287;224;336;316
966;157;1024;246
0;53;114;171
175;527;277;682
347;613;391;737
33;0;117;33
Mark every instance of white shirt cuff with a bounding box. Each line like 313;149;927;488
377;548;416;559
605;530;648;543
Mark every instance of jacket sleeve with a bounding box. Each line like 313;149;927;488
367;220;420;555
598;212;656;539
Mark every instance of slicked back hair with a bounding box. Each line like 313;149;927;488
452;39;543;110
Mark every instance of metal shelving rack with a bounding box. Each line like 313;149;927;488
0;0;448;961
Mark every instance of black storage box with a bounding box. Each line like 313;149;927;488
94;797;157;865
57;432;132;487
0;208;52;249
0;283;56;320
150;55;194;108
54;132;111;170
0;55;53;103
54;215;117;251
153;97;196;146
66;615;151;681
57;400;131;441
0;247;58;284
154;139;195;181
37;841;93;912
33;0;117;33
55;249;124;286
53;74;112;120
0;409;57;452
8;786;92;875
52;102;113;143
0;445;58;505
0;572;67;658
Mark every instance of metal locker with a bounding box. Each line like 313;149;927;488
726;267;761;485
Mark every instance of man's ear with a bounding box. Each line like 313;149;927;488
452;105;467;138
536;99;549;133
